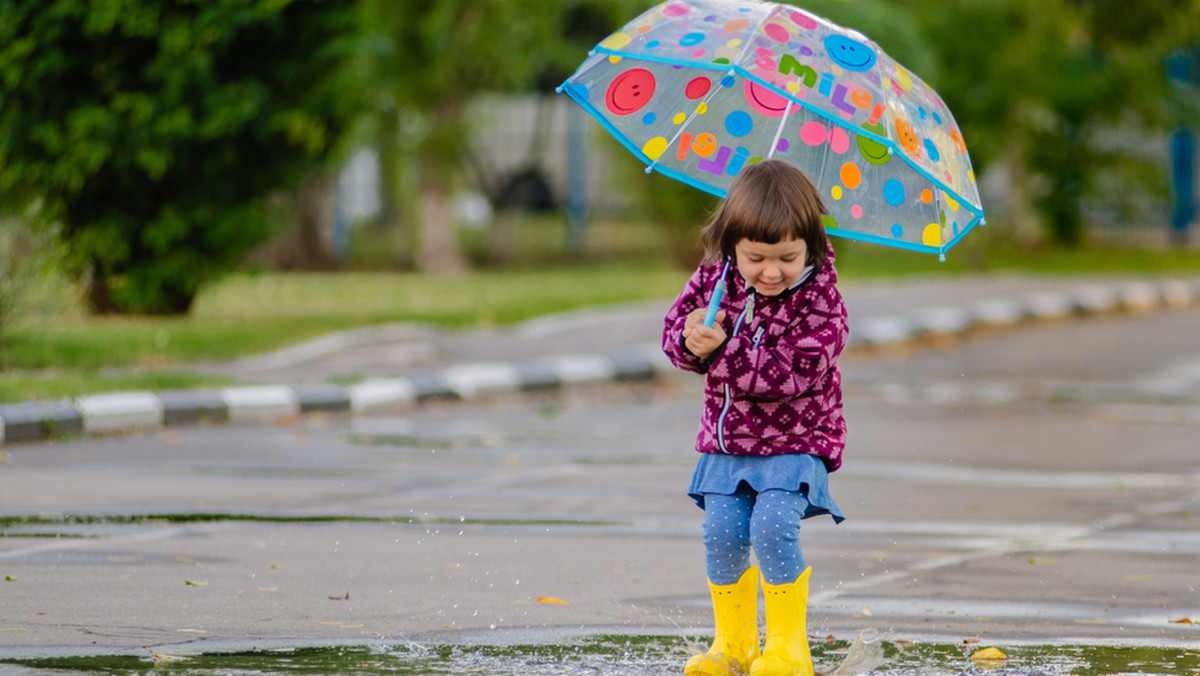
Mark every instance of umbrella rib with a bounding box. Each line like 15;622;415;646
765;102;792;160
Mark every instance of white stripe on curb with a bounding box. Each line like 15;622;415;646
347;378;417;412
441;362;522;398
1023;292;1073;320
854;316;915;344
541;354;617;383
76;392;165;434
1119;282;1160;313
222;385;299;423
910;307;973;335
970;298;1025;326
1071;285;1120;314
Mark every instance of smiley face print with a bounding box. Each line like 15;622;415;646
605;68;656;116
894;116;921;159
824;35;877;72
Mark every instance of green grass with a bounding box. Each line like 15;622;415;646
3;224;1200;404
0;262;693;403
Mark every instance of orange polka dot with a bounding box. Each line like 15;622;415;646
840;163;861;190
921;189;933;204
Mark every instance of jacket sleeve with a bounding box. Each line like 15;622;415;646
662;264;714;374
706;283;847;398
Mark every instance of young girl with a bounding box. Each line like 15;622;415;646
662;160;848;676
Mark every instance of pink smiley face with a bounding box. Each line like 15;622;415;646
743;79;798;118
605;68;656;116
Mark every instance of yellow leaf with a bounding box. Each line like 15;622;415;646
861;606;874;617
1169;617;1194;624
177;628;206;634
0;628;27;632
970;647;1007;662
5;575;16;582
151;651;191;663
1026;557;1059;566
1073;618;1107;625
184;579;208;587
535;596;570;606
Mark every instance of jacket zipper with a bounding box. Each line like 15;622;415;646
716;292;756;453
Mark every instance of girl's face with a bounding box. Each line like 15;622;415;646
734;237;809;296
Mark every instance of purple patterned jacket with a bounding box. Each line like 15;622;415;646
662;248;849;472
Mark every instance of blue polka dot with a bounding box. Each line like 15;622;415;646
933;112;943;125
645;40;660;49
891;223;904;238
918;107;928;120
883;179;906;206
720;75;736;88
725;110;754;137
642;112;656;125
680;32;706;46
924;139;941;163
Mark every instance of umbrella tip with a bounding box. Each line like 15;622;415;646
645;165;654;175
980;217;988;226
939;253;946;263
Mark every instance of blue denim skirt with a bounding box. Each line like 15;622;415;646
688;452;845;523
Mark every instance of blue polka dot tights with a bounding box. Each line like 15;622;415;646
702;486;807;585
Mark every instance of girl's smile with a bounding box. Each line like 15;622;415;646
734;238;809;296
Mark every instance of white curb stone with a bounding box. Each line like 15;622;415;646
1119;282;1160;313
222;385;299;423
1024;292;1073;320
970;298;1025;326
347;378;417;412
1071;285;1119;314
855;316;915;345
542;354;617;383
441;362;522;398
76;392;165;434
910;307;973;335
1160;280;1194;308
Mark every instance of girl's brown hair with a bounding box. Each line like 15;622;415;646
699;159;828;267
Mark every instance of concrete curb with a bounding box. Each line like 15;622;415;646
3;277;1198;447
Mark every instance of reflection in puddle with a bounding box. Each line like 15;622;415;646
6;636;1199;675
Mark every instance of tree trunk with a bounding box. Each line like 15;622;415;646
416;173;469;274
1001;140;1044;249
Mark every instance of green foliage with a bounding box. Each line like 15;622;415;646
908;0;1197;245
0;0;364;314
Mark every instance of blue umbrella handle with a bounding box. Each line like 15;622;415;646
703;261;730;327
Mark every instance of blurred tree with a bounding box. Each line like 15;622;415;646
0;0;363;314
359;0;645;273
909;0;1198;246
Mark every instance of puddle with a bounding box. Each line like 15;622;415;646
3;636;1198;675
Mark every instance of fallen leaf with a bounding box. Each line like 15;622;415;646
0;628;27;632
1073;618;1107;625
962;637;980;644
184;579;208;587
1026;557;1059;566
860;606;874;617
328;592;350;600
258;587;278;592
535;596;569;606
107;555;139;563
970;647;1007;662
340;624;365;629
1169;617;1195;624
176;628;206;634
5;575;16;582
151;651;191;663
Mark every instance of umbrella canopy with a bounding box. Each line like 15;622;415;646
558;0;986;259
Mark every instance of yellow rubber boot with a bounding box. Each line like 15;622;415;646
685;566;761;676
751;567;813;676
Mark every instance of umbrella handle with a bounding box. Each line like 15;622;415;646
703;260;731;327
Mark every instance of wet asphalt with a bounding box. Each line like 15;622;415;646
1;272;1199;662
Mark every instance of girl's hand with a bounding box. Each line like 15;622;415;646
682;309;726;359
